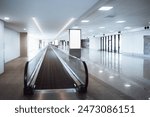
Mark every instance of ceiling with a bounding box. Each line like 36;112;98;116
0;0;150;41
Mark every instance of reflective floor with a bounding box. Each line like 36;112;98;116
81;49;150;100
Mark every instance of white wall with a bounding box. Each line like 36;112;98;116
121;30;150;55
0;20;4;74
4;28;20;63
89;37;100;50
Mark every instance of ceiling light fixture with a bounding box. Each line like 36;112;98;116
109;76;114;79
4;17;10;21
81;20;89;23
24;28;27;31
54;18;75;39
116;20;126;23
99;6;113;11
124;84;131;87
32;17;44;34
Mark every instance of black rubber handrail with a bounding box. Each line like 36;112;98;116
24;61;29;89
82;61;88;92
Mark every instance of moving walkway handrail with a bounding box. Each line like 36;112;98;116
82;61;88;90
24;47;47;94
51;46;88;92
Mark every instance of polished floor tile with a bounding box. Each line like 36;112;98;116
81;49;150;99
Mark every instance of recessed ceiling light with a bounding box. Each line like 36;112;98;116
4;17;10;21
148;97;150;100
124;27;131;30
81;20;89;23
99;6;113;11
116;20;126;23
24;28;27;31
99;27;105;29
124;84;131;87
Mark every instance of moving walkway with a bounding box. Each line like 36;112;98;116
24;45;88;96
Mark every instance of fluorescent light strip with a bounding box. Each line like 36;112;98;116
116;20;126;23
81;20;89;23
32;17;43;34
54;18;75;39
99;6;113;11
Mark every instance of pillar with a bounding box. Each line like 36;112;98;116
20;32;27;57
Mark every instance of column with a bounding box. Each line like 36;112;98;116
118;34;120;53
108;35;109;52
111;35;113;52
114;35;116;53
100;37;102;51
103;36;104;51
105;36;107;51
20;32;27;57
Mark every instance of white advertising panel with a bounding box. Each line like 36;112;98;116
69;29;81;49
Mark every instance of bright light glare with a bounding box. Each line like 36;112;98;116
99;6;113;11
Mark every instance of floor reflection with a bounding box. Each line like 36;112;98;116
81;49;150;99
